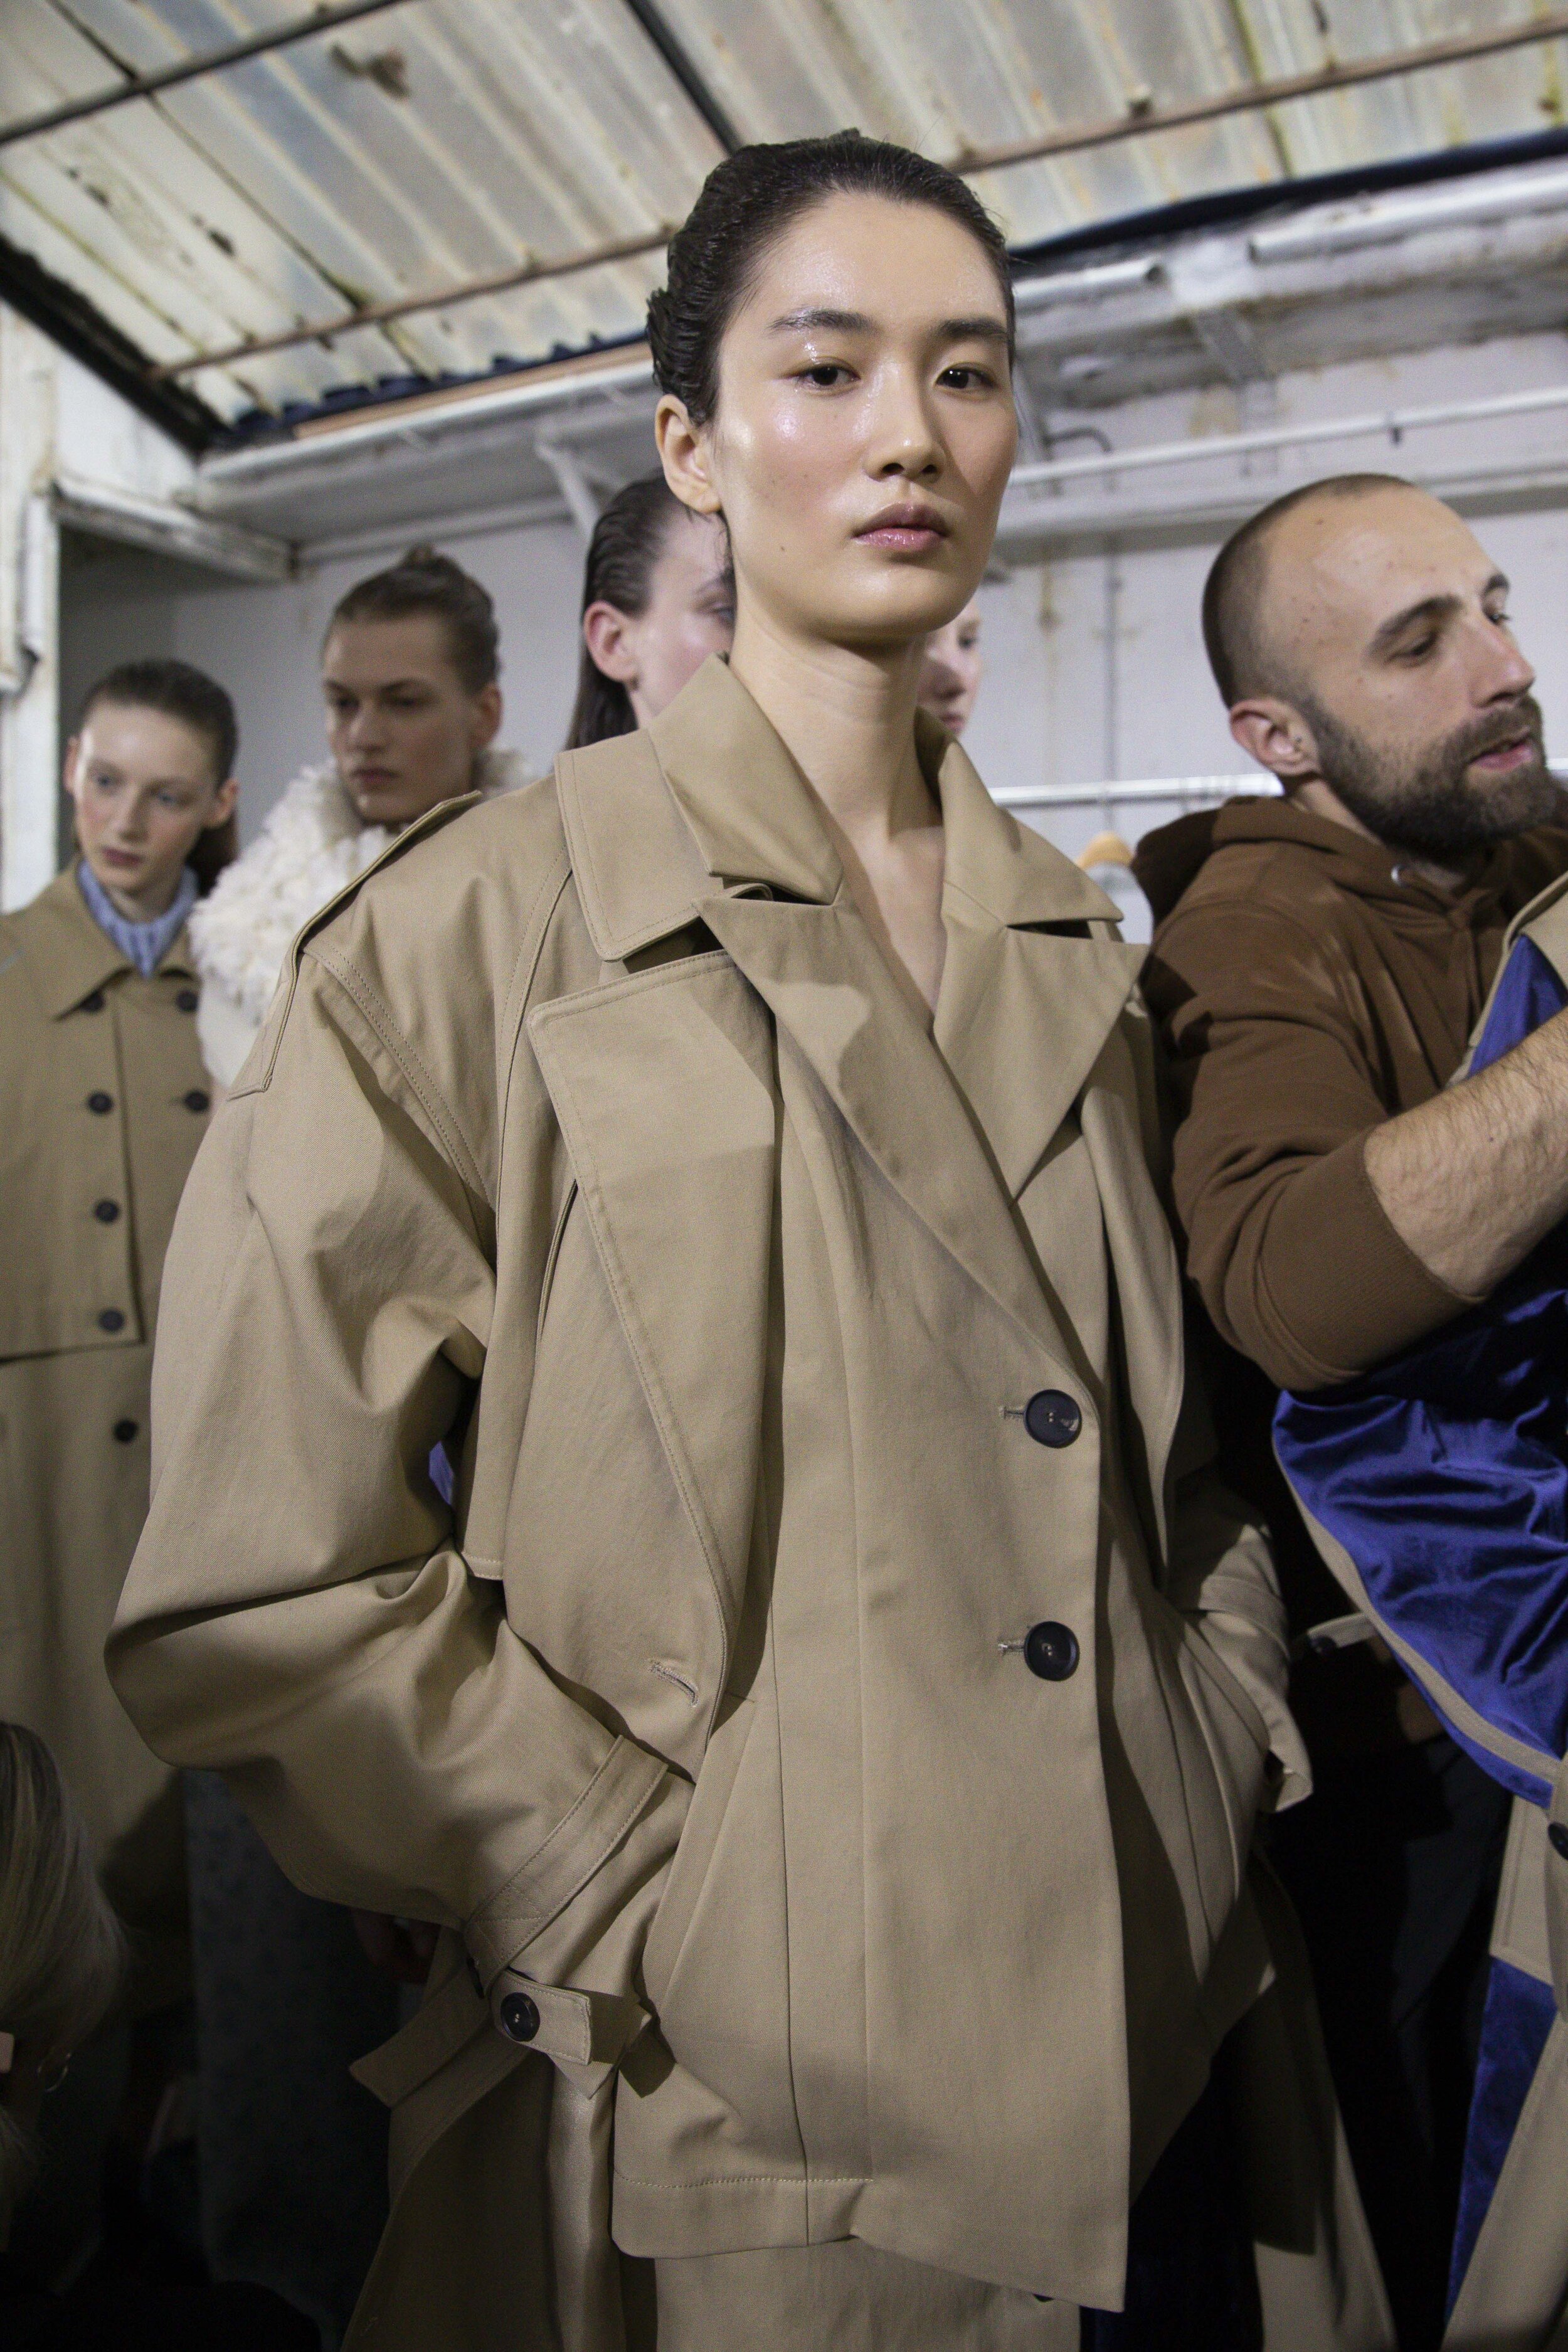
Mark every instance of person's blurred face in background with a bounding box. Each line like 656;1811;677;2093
581;511;734;726
918;598;983;735
65;702;236;923
322;615;502;829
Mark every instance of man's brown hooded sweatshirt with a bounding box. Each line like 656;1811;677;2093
1135;797;1568;1400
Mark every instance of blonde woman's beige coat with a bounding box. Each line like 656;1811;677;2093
110;660;1389;2348
1;867;212;2002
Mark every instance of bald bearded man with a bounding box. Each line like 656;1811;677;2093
1133;474;1568;2349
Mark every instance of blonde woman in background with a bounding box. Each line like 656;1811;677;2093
191;546;530;1089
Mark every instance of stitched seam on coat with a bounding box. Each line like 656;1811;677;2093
469;1740;665;1937
498;849;573;1138
613;2171;867;2188
310;946;487;1204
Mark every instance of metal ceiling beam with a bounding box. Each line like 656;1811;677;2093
0;0;416;151
620;0;739;154
145;3;1568;386
152;227;670;379
955;9;1568;177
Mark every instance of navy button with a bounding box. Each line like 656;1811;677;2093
1023;1621;1080;1682
176;988;199;1013
81;991;105;1014
499;1991;540;2043
98;1308;125;1333
183;1089;211;1113
87;1091;114;1115
1024;1390;1082;1448
93;1199;120;1224
1550;1823;1568;1860
112;1419;139;1444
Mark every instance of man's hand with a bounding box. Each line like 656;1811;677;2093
1364;1002;1568;1300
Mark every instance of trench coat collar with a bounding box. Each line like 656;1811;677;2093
558;653;1122;949
14;866;196;1019
562;654;1142;1197
555;658;1145;1367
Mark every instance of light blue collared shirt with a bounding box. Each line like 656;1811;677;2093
77;861;198;978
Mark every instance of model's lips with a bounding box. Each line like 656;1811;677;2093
100;846;144;869
349;768;399;788
855;503;950;553
1471;732;1539;772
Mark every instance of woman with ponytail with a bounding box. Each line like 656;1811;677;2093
566;474;732;750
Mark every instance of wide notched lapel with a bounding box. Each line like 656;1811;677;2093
931;736;1145;1203
527;955;778;1658
697;891;1077;1369
543;666;1156;1567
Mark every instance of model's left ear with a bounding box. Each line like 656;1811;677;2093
204;775;240;829
470;682;503;750
655;394;723;519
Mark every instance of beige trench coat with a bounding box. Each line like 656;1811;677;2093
111;660;1389;2348
1;864;212;2000
1288;868;1568;2352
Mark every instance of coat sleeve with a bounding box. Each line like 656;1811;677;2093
1144;898;1467;1392
1116;993;1310;1809
108;946;681;1992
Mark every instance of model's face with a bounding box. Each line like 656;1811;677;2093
1252;488;1554;859
918;598;983;734
659;193;1015;655
322;616;501;829
583;512;733;727
65;704;234;923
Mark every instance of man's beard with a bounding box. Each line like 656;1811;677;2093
1301;691;1560;863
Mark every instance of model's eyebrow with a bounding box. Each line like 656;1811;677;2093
767;307;1010;346
769;307;874;335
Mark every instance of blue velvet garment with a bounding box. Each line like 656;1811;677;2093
1272;933;1568;2311
1446;1959;1557;2309
1273;937;1568;1803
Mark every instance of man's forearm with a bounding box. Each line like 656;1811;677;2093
1364;1003;1568;1299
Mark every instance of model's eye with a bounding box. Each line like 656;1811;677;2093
939;364;995;391
798;363;852;389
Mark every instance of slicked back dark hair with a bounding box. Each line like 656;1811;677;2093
327;544;500;693
79;657;239;894
566;474;694;750
1202;473;1414;706
647;131;1015;427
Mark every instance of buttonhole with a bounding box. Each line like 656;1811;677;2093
997;1637;1027;1655
649;1658;698;1704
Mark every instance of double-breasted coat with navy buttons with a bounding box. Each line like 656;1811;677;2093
1;863;211;1993
110;660;1390;2349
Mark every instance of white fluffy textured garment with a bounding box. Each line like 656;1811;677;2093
189;746;532;1086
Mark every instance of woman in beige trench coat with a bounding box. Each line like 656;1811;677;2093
2;659;235;1999
112;138;1388;2350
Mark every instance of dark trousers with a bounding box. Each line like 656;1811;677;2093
1268;1733;1509;2352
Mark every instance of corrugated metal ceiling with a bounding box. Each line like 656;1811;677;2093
3;0;1566;440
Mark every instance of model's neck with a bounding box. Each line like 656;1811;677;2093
93;862;186;924
728;612;937;850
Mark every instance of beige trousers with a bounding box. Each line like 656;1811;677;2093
621;2239;1081;2351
